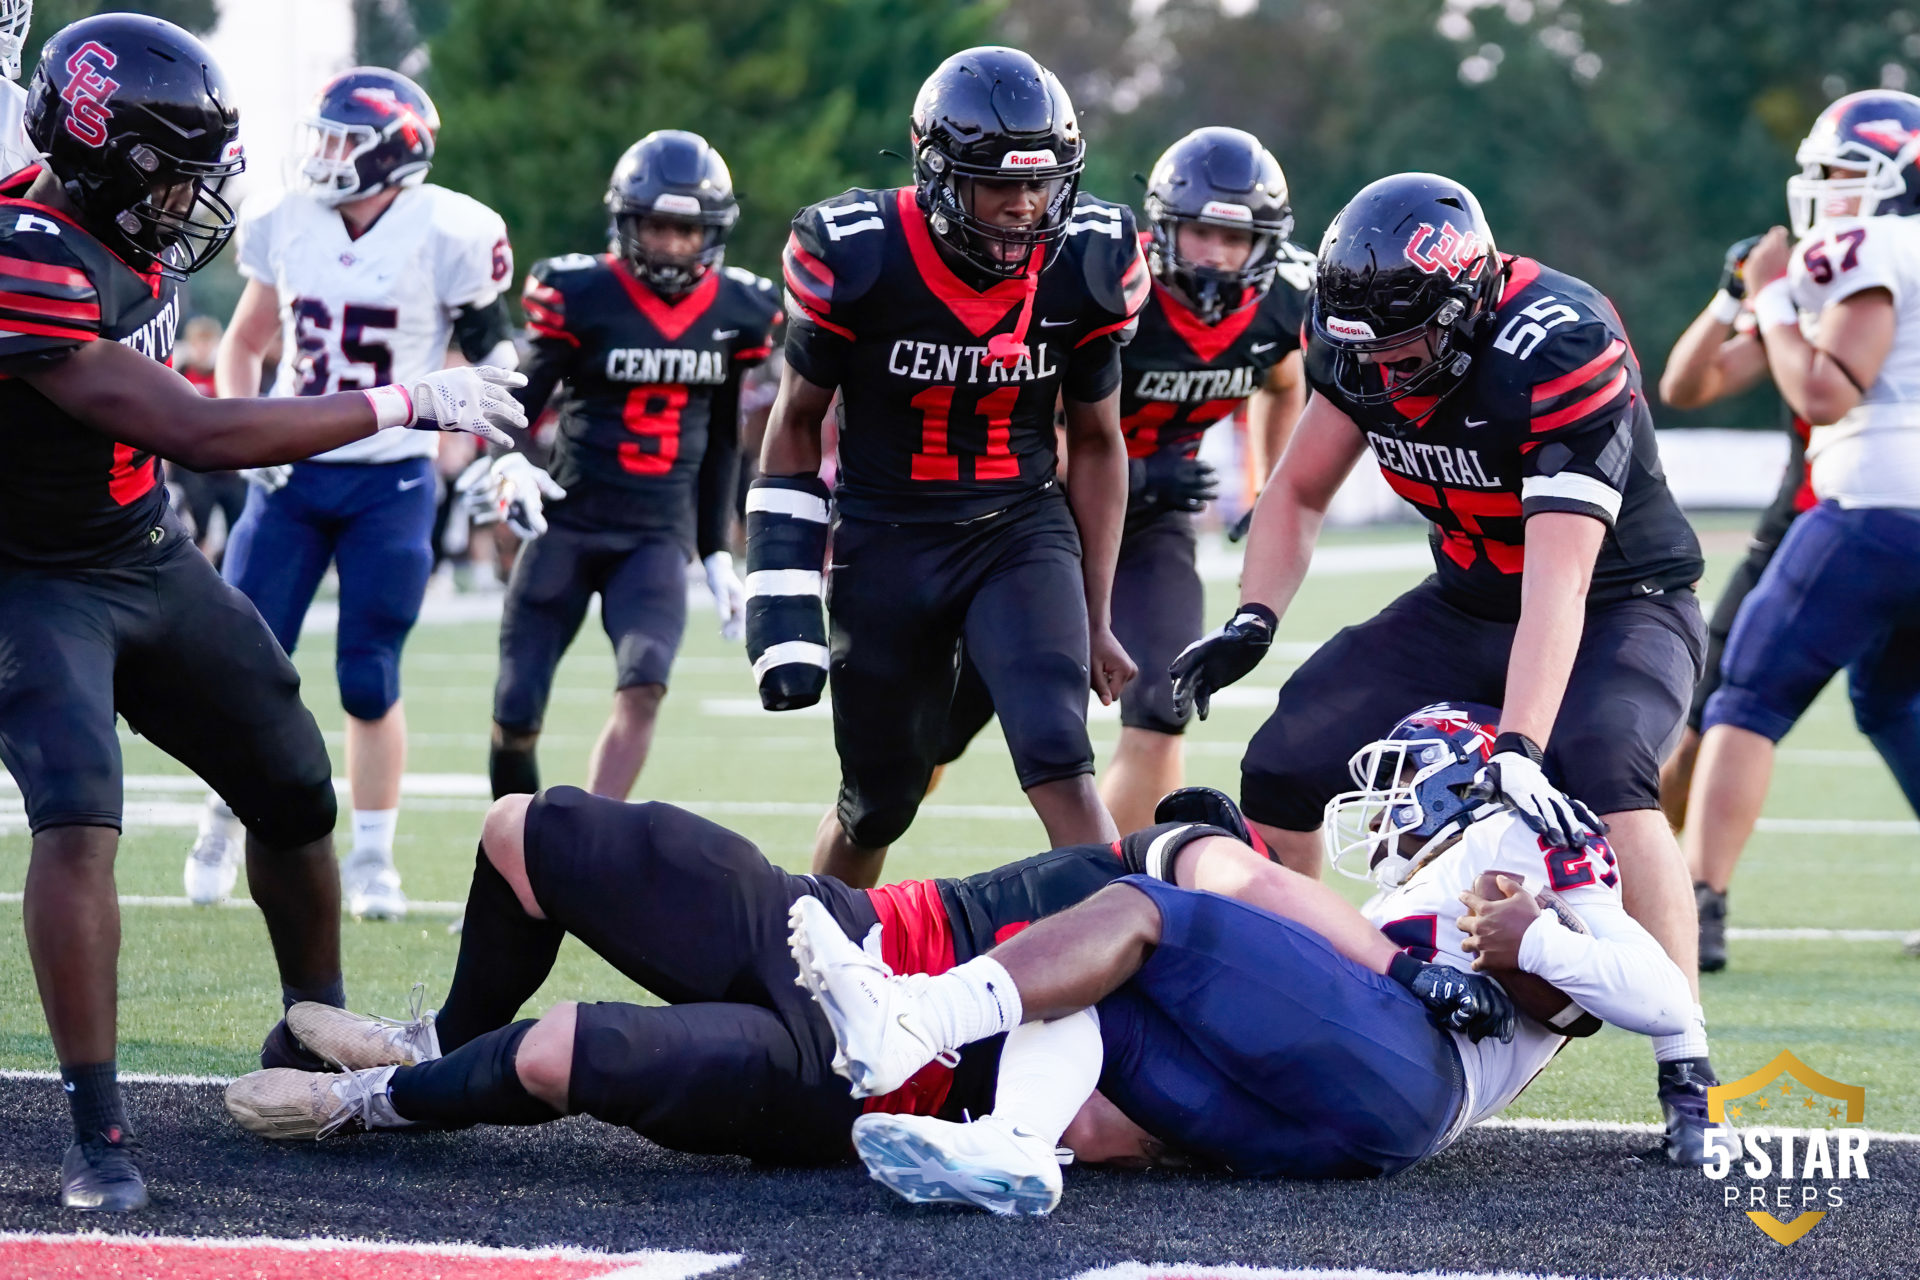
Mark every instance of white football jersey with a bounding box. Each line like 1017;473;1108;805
0;78;31;175
236;183;512;464
1360;812;1691;1147
1787;214;1920;507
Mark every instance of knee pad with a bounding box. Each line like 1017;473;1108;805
338;646;402;721
239;771;338;849
838;795;919;851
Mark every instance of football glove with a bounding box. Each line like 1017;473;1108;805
1168;603;1276;721
1467;732;1606;850
703;550;747;642
456;453;566;539
1389;951;1516;1044
243;465;293;493
1717;234;1764;301
1130;452;1218;513
744;475;831;710
364;366;528;447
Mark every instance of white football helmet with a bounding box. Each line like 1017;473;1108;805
1787;89;1920;237
1322;702;1501;886
0;1;31;82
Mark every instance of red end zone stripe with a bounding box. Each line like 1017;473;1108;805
1531;338;1625;402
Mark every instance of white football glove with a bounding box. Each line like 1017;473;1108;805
364;365;528;447
1467;735;1605;850
242;464;293;493
703;550;747;642
456;453;566;539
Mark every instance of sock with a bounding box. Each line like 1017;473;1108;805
489;742;540;799
387;1019;558;1128
920;955;1022;1052
989;1008;1101;1148
351;808;399;859
198;794;240;843
60;1061;129;1141
1654;1003;1711;1064
433;843;565;1052
282;974;348;1013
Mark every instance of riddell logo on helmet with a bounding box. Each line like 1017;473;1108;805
60;41;119;148
1201;200;1253;223
1325;316;1378;340
652;193;703;216
1000;150;1057;169
1404;221;1487;282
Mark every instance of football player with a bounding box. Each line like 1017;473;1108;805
1167;172;1725;1165
0;15;523;1211
183;68;519;920
474;131;776;802
1684;90;1920;964
751;47;1147;886
794;702;1694;1215
933;127;1313;833
0;0;30;173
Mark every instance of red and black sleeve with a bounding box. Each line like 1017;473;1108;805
781;196;881;390
0;232;101;373
1064;200;1149;404
1518;321;1637;526
511;262;579;423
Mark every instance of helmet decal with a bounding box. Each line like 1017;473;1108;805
60;41;119;148
1404;222;1488;281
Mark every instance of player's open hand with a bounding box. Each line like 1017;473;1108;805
1090;626;1137;705
457;452;566;539
1168;603;1276;720
1458;873;1540;972
703;551;747;641
372;365;528;447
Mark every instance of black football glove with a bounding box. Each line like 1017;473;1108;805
1131;453;1218;513
1226;507;1255;543
1718;234;1764;301
1466;731;1607;850
1389;951;1516;1044
1168;603;1276;721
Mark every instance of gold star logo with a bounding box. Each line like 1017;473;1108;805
1755;1096;1770;1109
1830;1104;1843;1118
1779;1083;1794;1095
1729;1105;1744;1119
1803;1095;1816;1109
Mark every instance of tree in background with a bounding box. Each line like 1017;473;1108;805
428;0;996;288
21;1;217;68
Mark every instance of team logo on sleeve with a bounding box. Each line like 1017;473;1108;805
1701;1051;1873;1246
1404;221;1487;281
60;41;120;148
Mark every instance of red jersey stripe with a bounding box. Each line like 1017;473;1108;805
526;318;579;347
1531;338;1626;403
791;296;855;341
1075;314;1136;348
731;344;772;361
1497;256;1542;307
0;254;93;291
781;258;832;314
785;233;835;292
605;253;720;342
0;290;100;323
0;315;98;343
1151;277;1262;363
1531;367;1629;433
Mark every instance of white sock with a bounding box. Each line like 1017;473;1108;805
920;956;1022;1051
198;794;241;843
989;1007;1101;1148
1654;1003;1711;1064
351;808;399;860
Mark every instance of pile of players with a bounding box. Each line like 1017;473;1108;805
3;3;1914;1219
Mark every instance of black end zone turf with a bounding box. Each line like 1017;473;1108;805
0;1080;1913;1279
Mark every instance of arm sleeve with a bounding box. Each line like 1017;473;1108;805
1064;209;1149;404
781;218;857;390
1114;822;1235;879
1518;321;1636;526
1516;897;1693;1037
451;294;516;366
696;373;743;559
0;229;101;374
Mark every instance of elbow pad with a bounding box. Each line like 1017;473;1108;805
744;475;831;710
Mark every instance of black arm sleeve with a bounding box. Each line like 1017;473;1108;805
451;295;516;363
501;336;573;455
696;375;744;559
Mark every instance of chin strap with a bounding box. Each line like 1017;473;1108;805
987;243;1047;368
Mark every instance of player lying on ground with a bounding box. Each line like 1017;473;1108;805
220;784;1508;1168
0;16;525;1213
789;703;1696;1216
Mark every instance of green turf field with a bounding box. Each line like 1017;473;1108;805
3;516;1916;1129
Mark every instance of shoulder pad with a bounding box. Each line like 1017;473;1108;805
238;184;292;229
1789;215;1911;312
0;209;102;354
1272;239;1317;296
423;184;509;243
784;189;889;326
1066;195;1149;322
530;253;603;286
524;254;601;344
1491;297;1633;437
722;264;783;324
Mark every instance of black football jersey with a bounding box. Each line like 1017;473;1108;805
1305;255;1703;621
783;186;1149;523
518;255;780;541
0;174;184;568
1119;237;1313;463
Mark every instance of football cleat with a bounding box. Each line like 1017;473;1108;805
288;988;439;1071
853;1112;1063;1217
224;1065;412;1140
183;799;244;905
1696;883;1728;973
342;847;407;920
1647;1057;1729;1168
60;1127;149;1212
787;895;952;1099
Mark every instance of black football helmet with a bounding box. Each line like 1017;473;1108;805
910;46;1084;279
606;130;738;295
1312;172;1502;409
25;14;244;276
297;67;438;206
1145;127;1293;323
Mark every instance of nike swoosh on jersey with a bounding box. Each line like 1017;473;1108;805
713;328;740;340
1251;341;1278;353
398;476;430;491
1038;318;1076;328
1465;417;1489;428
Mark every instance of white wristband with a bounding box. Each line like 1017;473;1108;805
1751;278;1798;333
1707;290;1742;326
363;383;414;430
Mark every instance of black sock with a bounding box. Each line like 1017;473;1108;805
434;844;565;1052
489;741;540;799
60;1061;129;1141
281;974;348;1013
387;1019;558;1128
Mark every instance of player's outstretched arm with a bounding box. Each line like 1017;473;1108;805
1062;391;1137;703
26;339;525;471
216;279;280;399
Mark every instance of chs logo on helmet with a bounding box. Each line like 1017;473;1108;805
1405;221;1487;282
1000;149;1058;169
1200;200;1254;223
1324;316;1378;341
61;40;121;148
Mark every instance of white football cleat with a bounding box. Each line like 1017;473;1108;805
342;847;407;920
787;894;951;1098
183;800;244;905
853;1112;1063;1216
224;1065;413;1140
288;990;440;1071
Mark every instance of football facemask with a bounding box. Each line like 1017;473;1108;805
1322;735;1490;886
